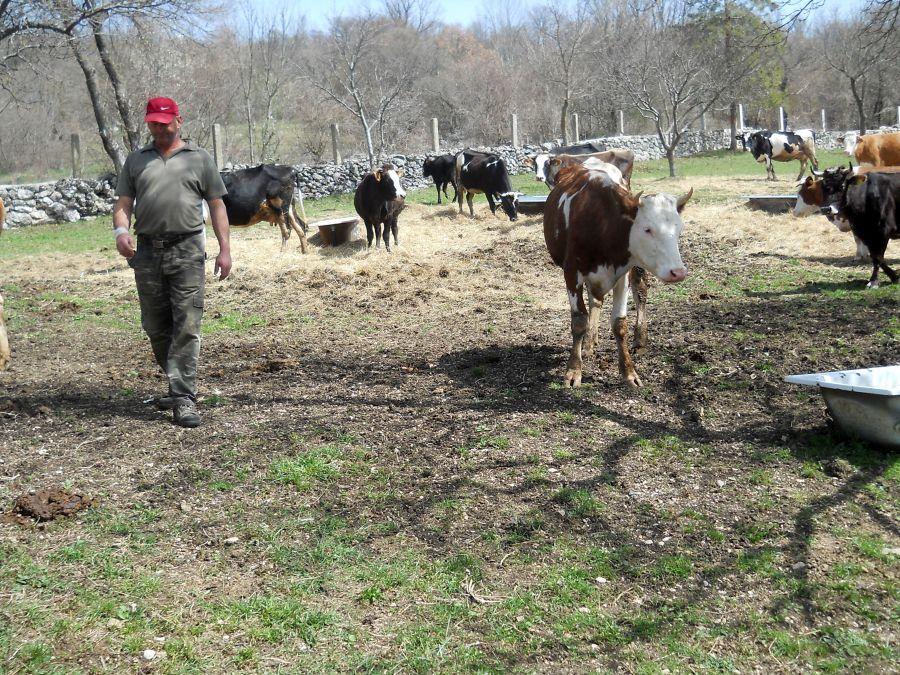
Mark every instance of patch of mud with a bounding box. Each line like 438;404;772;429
5;488;94;523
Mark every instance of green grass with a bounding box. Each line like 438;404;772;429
633;148;850;180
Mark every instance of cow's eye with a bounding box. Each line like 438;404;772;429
644;227;652;235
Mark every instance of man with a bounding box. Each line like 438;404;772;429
113;96;231;428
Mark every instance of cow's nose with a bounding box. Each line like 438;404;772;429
536;176;545;182
668;267;687;282
510;216;518;222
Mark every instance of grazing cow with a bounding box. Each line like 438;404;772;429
0;197;8;371
221;164;309;253
840;131;900;167
354;163;406;251
422;154;457;204
454;150;520;221
533;141;607;183
542;149;635;189
817;167;900;288
544;164;692;388
794;167;872;260
736;129;818;181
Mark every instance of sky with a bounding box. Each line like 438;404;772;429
237;0;865;31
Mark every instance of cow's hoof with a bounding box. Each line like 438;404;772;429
624;373;643;389
564;369;582;388
866;281;880;289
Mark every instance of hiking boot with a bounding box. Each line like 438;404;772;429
172;399;201;428
155;395;180;410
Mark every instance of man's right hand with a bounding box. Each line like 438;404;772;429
116;233;136;258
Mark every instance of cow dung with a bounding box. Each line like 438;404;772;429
7;488;94;523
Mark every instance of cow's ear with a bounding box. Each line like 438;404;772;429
548;157;561;167
849;174;867;186
397;168;405;177
374;169;383;182
676;188;693;213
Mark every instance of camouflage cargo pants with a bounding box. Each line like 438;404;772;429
129;232;205;401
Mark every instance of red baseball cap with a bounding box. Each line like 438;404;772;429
145;97;179;123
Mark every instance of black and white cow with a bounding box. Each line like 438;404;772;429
422;154;457;204
454;150;520;221
817;166;900;288
736;129;818;181
353;164;406;251
532;141;608;183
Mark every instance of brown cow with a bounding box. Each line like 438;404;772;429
0;196;8;370
544;165;691;388
841;131;900;167
543;149;635;189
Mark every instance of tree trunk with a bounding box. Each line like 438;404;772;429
0;290;9;371
849;76;866;133
245;98;255;164
361;116;375;170
666;147;676;177
560;97;570;145
69;35;126;174
91;15;140;151
729;101;737;151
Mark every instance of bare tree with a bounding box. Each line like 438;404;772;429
382;0;439;33
530;2;595;145
305;13;425;168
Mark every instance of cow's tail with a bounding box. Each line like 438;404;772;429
291;169;309;233
801;131;819;170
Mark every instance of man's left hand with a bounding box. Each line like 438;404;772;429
215;250;232;280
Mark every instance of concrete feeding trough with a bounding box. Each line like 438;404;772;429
313;216;359;247
785;365;900;449
517;195;548;215
742;195;797;214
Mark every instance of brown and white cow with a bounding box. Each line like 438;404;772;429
841;131;900;167
544;165;691;388
543;149;635;189
0;196;8;370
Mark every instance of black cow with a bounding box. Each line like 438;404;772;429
422;154;457;204
354;163;406;251
818;166;900;288
736;129;818;181
532;141;608;183
221;164;309;252
454;150;520;221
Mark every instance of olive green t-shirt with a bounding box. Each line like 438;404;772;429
116;140;227;237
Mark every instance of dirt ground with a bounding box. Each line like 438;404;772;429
1;176;898;673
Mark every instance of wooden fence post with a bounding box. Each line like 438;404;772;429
618;110;624;135
431;118;439;153
572;113;580;142
71;133;83;178
511;114;519;147
212;124;224;170
331;124;341;164
737;103;745;130
779;106;786;131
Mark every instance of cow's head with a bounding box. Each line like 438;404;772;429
840;132;858;157
628;188;692;283
374;163;406;200
422;157;434;178
735;132;753;152
495;191;521;221
534;153;551;182
793;176;823;217
747;132;768;161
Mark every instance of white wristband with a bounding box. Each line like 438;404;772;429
113;227;130;238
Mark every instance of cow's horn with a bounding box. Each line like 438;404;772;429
810;168;823;177
676;187;693;211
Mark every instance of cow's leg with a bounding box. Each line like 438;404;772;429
436;183;442;205
486;194;498;215
374;221;384;249
365;221;375;248
0;291;9;371
389;217;399;248
854;236;870;261
457;186;465;215
466;193;475;218
766;157;776;181
564;268;588;388
796;158;807;182
287;205;309;254
866;240;898;288
630;266;649;353
382;219;392;252
276;217;290;252
583;286;602;358
611;275;641;388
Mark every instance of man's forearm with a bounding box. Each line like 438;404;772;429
209;201;230;251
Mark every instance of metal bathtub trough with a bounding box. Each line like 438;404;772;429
313;216;359;246
517;195;548;216
742;195;797;214
785;365;900;449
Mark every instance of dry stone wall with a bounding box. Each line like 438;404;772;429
3;126;895;228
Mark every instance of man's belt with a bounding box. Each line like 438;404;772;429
138;231;202;250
